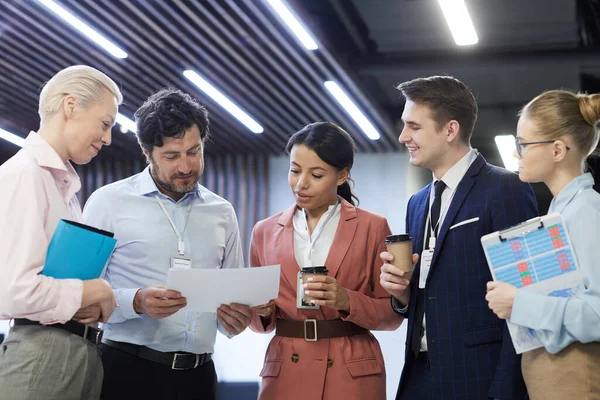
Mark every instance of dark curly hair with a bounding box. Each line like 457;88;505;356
286;122;359;206
134;88;210;152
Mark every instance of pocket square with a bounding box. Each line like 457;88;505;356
449;217;480;230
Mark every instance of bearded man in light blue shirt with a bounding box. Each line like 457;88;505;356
83;89;253;400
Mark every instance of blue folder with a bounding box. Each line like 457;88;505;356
42;219;117;280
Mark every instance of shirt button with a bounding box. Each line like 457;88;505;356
187;325;193;331
63;179;68;184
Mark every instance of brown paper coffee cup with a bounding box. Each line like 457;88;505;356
385;234;413;272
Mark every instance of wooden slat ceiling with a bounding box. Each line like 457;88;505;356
0;0;401;158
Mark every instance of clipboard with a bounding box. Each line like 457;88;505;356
481;213;584;353
42;219;117;280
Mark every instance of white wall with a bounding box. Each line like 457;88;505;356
214;151;429;399
0;320;8;337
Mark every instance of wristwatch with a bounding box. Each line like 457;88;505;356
391;296;409;316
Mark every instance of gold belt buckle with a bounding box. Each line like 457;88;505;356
303;319;318;342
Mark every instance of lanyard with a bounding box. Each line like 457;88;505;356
154;195;193;256
303;199;340;267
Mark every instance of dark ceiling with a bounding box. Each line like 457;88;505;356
296;0;600;165
1;0;600;168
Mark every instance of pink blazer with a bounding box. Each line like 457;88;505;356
249;199;403;400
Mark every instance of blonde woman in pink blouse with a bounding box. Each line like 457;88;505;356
0;66;121;400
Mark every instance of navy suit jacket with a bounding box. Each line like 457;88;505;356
396;155;538;400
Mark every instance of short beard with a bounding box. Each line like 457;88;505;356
149;157;200;195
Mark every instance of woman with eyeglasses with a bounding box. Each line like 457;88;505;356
485;90;600;400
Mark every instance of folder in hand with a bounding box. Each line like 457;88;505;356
42;219;117;280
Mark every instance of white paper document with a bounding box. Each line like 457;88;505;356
166;265;281;312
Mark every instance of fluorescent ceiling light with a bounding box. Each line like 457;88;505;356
0;128;25;148
183;70;264;134
495;135;519;172
116;113;136;134
265;0;319;50
36;0;128;58
324;81;380;140
437;0;478;46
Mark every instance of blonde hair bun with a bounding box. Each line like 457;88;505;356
578;93;600;127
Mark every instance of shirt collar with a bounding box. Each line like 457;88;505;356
138;166;203;201
23;131;81;196
24;131;71;172
293;198;341;233
549;172;595;214
434;148;478;192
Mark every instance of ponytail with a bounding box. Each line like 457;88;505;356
337;179;359;206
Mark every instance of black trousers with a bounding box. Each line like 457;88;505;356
99;343;217;400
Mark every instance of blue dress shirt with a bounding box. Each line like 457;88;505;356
511;173;600;353
83;166;243;354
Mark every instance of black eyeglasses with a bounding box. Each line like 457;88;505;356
514;137;570;158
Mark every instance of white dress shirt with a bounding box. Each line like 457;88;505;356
0;132;83;324
420;149;478;351
292;201;341;268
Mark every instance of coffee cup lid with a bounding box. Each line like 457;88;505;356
301;266;328;274
385;234;411;244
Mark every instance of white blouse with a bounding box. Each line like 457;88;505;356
292;201;341;268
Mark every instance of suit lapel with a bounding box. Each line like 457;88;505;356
430;155;486;268
324;199;357;278
274;204;301;289
325;199;358;277
274;199;358;285
413;187;431;256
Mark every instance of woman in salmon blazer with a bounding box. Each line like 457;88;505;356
250;122;403;400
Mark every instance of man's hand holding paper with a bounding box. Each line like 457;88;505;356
217;303;253;335
133;285;187;319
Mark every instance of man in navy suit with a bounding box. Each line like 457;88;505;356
380;76;538;399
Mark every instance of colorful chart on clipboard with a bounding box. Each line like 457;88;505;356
481;213;584;354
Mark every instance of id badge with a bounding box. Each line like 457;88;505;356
171;254;192;270
419;249;434;289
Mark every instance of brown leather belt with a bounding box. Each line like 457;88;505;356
276;319;369;341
